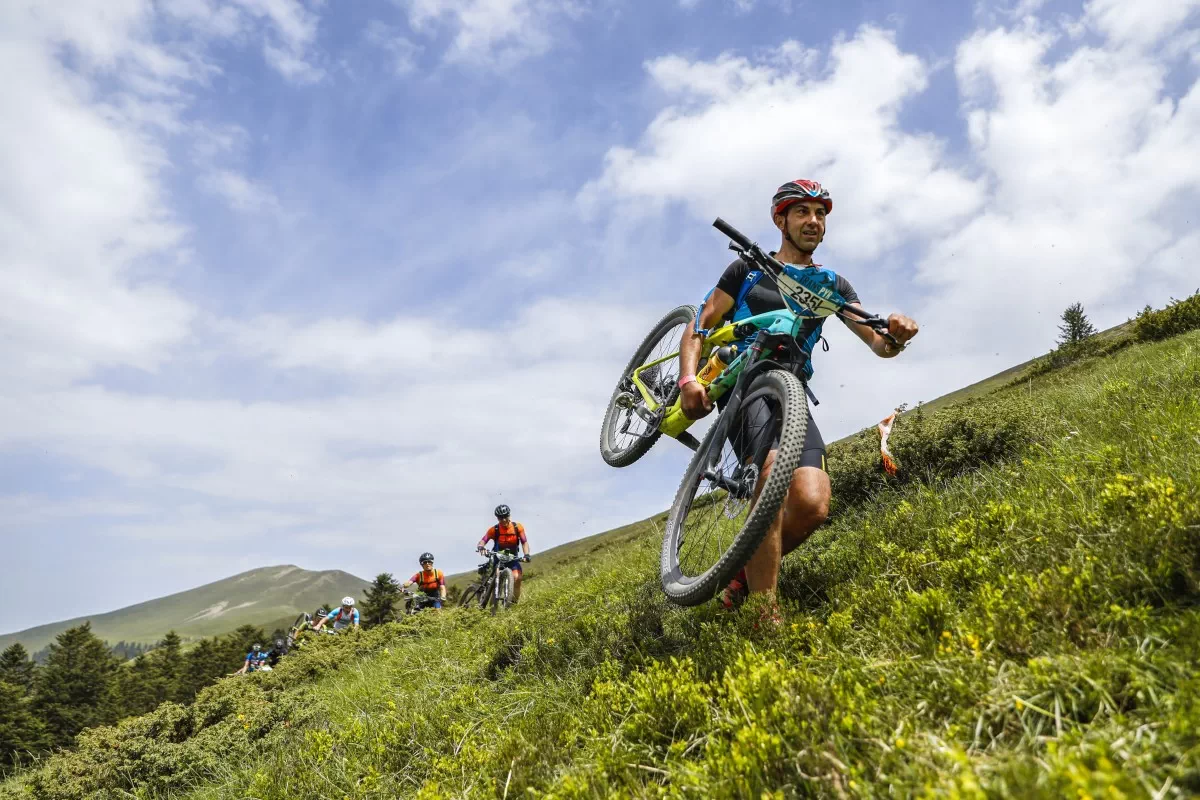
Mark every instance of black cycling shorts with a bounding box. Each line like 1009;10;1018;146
726;394;826;472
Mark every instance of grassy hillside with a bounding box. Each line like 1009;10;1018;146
5;295;1198;799
0;566;369;655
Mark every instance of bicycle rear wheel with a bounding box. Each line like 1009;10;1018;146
660;369;809;606
600;304;696;468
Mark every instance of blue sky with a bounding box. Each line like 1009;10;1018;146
3;0;1199;633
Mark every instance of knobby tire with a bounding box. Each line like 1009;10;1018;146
660;369;809;606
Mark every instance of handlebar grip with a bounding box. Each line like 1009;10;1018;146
712;217;753;250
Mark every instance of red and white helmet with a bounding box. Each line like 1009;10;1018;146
771;179;832;219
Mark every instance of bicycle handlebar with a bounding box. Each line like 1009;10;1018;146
712;217;753;251
712;217;901;346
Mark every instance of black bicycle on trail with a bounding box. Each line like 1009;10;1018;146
458;550;527;614
600;217;900;606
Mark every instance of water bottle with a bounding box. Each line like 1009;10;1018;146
697;345;736;386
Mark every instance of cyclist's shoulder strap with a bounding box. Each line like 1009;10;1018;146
734;267;764;309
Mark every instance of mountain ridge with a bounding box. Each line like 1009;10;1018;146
0;564;369;655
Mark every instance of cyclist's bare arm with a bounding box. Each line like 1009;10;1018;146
840;303;919;357
680;289;735;418
680;289;735;374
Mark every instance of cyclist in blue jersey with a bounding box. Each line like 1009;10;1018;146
678;180;919;617
312;596;359;631
233;643;270;674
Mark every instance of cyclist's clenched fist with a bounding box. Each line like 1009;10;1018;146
680;379;713;420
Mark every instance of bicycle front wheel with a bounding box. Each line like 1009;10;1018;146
458;585;481;609
600;304;696;468
660;369;809;606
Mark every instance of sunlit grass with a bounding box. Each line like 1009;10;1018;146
5;326;1199;800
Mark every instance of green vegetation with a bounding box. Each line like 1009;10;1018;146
4;299;1199;799
0;622;276;775
0;565;368;656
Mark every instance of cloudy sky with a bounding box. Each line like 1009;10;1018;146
3;0;1198;631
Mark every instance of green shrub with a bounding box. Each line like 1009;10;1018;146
827;392;1049;514
1133;289;1200;341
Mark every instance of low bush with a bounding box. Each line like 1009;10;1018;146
827;392;1050;515
1134;289;1200;342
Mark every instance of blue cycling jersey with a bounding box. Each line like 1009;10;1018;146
702;256;860;382
327;607;359;626
244;651;269;666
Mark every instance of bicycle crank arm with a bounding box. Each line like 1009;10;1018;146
676;431;700;451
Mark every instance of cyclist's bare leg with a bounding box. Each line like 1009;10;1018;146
512;571;523;603
744;450;831;595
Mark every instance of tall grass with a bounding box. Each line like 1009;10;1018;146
5;327;1199;800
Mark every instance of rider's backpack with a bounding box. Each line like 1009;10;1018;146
493;521;523;550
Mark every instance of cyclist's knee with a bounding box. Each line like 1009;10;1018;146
786;467;830;526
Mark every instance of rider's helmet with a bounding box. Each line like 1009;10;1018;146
342;596;355;607
494;504;511;518
771;179;832;219
314;608;327;619
251;643;261;652
419;552;435;565
274;638;284;650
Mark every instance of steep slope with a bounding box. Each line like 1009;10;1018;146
0;565;369;654
5;304;1198;799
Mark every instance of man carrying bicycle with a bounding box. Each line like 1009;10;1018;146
312;597;359;631
679;180;918;618
476;504;532;604
404;552;446;609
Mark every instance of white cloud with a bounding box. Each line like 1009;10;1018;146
1084;0;1200;50
199;169;282;213
399;0;583;65
365;20;422;75
0;297;667;566
232;0;324;81
0;5;195;391
584;27;986;262
915;8;1200;363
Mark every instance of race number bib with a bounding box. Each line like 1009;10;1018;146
776;266;845;318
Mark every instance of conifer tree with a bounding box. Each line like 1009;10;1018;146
0;679;49;772
1057;302;1098;346
361;573;402;626
156;631;185;703
180;638;222;700
0;644;36;694
32;623;121;747
115;654;161;717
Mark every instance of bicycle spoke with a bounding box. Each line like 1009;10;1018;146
609;321;687;454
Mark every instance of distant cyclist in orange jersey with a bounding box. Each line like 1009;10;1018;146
476;504;532;603
403;552;446;609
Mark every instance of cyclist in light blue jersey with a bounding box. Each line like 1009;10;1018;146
312;597;359;631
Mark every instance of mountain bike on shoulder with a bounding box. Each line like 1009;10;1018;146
600;216;905;607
